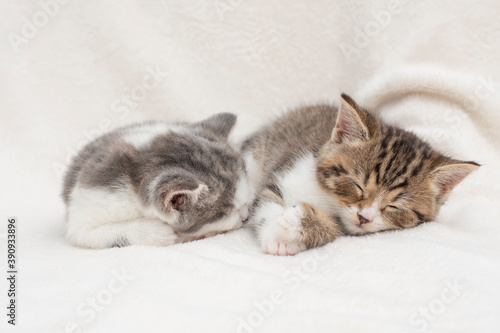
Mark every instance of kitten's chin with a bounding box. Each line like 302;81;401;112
343;221;370;235
337;210;366;235
340;217;393;236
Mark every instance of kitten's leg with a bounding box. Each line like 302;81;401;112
294;203;343;250
254;201;342;256
252;198;302;255
67;218;178;249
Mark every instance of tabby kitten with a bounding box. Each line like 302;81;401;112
242;94;479;256
63;113;253;249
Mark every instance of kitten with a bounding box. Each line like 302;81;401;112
62;113;253;249
242;94;479;256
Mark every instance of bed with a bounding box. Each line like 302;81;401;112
1;1;499;332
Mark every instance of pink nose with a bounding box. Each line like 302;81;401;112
357;212;371;224
357;207;376;225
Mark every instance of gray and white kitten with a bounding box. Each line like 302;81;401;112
62;113;253;249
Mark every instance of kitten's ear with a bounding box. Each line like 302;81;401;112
197;113;237;139
163;181;208;212
431;161;480;201
331;94;370;144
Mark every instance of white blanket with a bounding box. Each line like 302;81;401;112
1;1;499;332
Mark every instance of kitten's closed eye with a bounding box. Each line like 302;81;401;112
381;206;415;228
352;182;364;199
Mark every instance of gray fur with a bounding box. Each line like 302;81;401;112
241;104;337;191
63;113;246;239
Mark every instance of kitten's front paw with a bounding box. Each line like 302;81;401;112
261;205;306;256
128;220;179;247
147;226;179;247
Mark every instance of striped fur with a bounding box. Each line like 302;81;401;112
243;94;479;256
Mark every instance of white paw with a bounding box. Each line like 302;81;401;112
128;220;178;247
143;226;178;247
261;205;307;256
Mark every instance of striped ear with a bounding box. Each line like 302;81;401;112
431;161;479;202
331;94;369;144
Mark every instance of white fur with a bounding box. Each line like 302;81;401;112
253;153;398;248
259;203;307;255
232;171;255;224
122;123;185;149
66;185;177;248
66;172;253;248
65;115;256;248
358;204;378;222
339;201;392;235
239;205;249;222
278;153;340;215
252;153;338;255
243;151;263;189
179;210;243;240
234;172;254;208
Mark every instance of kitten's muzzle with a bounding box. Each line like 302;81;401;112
357;212;371;225
356;204;377;225
239;205;249;223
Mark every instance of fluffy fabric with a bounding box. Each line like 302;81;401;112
1;0;499;332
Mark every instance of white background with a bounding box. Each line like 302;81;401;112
1;1;500;332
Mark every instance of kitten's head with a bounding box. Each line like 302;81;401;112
316;94;479;235
151;113;254;241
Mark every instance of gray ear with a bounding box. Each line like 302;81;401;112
155;172;208;212
196;113;237;139
164;183;208;211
